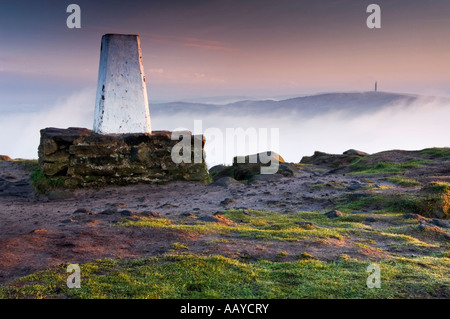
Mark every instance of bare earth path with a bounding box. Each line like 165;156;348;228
0;158;449;286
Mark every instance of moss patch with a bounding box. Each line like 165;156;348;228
338;187;450;219
30;169;66;194
419;148;450;159
349;159;431;175
120;210;348;242
384;176;422;187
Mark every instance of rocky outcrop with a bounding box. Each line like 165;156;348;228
38;127;209;187
233;151;285;165
300;149;368;168
324;210;344;218
233;151;287;180
0;178;33;198
0;155;12;161
343;149;369;156
209;151;296;181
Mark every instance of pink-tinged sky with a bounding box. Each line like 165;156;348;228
1;0;450;161
0;0;450;105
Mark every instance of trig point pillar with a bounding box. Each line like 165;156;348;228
93;34;151;134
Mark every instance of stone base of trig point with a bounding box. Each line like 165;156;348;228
38;127;209;187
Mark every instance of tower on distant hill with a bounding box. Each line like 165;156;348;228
375;81;378;92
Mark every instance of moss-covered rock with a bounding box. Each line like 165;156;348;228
209;152;294;182
418;182;450;219
341;182;450;219
300;150;367;168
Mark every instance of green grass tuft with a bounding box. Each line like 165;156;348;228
419;148;450;159
349;159;431;175
425;182;450;193
120;210;349;242
1;254;448;299
384;176;422;187
171;242;189;251
338;187;450;219
30;169;66;194
15;159;39;172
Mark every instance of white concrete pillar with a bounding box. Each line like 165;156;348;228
93;34;151;134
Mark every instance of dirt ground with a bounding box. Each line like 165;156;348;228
0;159;448;285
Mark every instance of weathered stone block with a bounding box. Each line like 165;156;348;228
130;145;152;164
38;127;209;187
44;150;70;164
42;138;58;156
42;162;68;176
69;144;123;157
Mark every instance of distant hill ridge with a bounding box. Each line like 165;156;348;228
150;91;448;117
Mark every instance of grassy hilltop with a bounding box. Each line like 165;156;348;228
0;148;449;298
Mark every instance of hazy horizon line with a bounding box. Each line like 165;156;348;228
149;90;450;105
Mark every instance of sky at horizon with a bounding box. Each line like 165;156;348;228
1;0;450;105
1;0;450;160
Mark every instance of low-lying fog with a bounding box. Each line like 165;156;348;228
1;88;449;168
